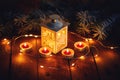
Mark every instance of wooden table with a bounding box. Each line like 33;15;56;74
0;32;120;80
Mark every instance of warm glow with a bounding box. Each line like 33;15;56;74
50;54;53;57
62;48;74;58
4;38;7;41
79;56;85;60
71;63;75;67
29;34;33;36
57;33;61;36
1;38;10;45
40;65;44;68
85;38;94;44
20;42;32;53
74;41;87;50
110;47;114;49
94;54;98;57
41;26;68;54
95;57;102;63
39;47;52;56
19;52;23;55
85;39;88;42
7;42;10;45
89;38;93;41
25;35;28;37
15;53;25;63
34;35;38;38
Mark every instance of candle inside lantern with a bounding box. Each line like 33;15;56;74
22;43;29;48
41;47;50;54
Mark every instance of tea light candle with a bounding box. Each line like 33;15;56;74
22;43;29;48
74;41;87;51
20;42;32;53
62;48;74;58
39;47;52;57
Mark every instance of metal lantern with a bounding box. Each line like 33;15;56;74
41;15;69;54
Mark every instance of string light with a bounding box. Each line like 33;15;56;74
34;35;38;38
71;63;75;67
29;34;33;36
25;35;28;37
79;56;85;60
40;65;44;68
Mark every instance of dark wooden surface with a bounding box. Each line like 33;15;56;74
0;32;120;80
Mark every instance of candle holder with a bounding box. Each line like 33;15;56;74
74;41;87;51
39;47;52;57
61;48;74;59
20;42;32;53
74;41;88;56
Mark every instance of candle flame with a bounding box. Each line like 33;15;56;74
44;47;47;51
66;49;69;52
79;42;82;46
24;43;27;46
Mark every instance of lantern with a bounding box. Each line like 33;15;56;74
41;15;69;54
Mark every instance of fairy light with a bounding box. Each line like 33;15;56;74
19;52;22;55
71;63;75;67
3;38;7;41
34;35;38;38
50;54;53;57
79;56;85;60
110;47;114;50
40;65;44;68
94;54;98;57
29;34;33;36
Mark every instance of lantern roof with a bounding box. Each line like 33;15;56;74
47;19;64;31
42;14;69;31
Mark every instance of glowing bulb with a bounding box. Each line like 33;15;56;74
29;34;33;36
7;42;10;45
50;54;52;57
89;38;93;41
4;38;7;41
85;39;88;42
79;56;85;60
71;63;75;67
110;47;114;49
19;53;22;55
40;65;44;68
34;35;38;38
94;54;98;57
25;35;28;37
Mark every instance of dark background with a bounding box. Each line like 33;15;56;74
0;0;120;45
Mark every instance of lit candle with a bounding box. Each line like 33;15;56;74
74;41;87;51
39;47;52;57
63;49;71;55
41;47;50;54
22;43;29;48
62;48;74;58
76;42;84;48
20;42;32;53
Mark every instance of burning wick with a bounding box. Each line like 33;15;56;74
77;42;84;48
41;47;49;54
64;49;71;55
22;43;29;48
